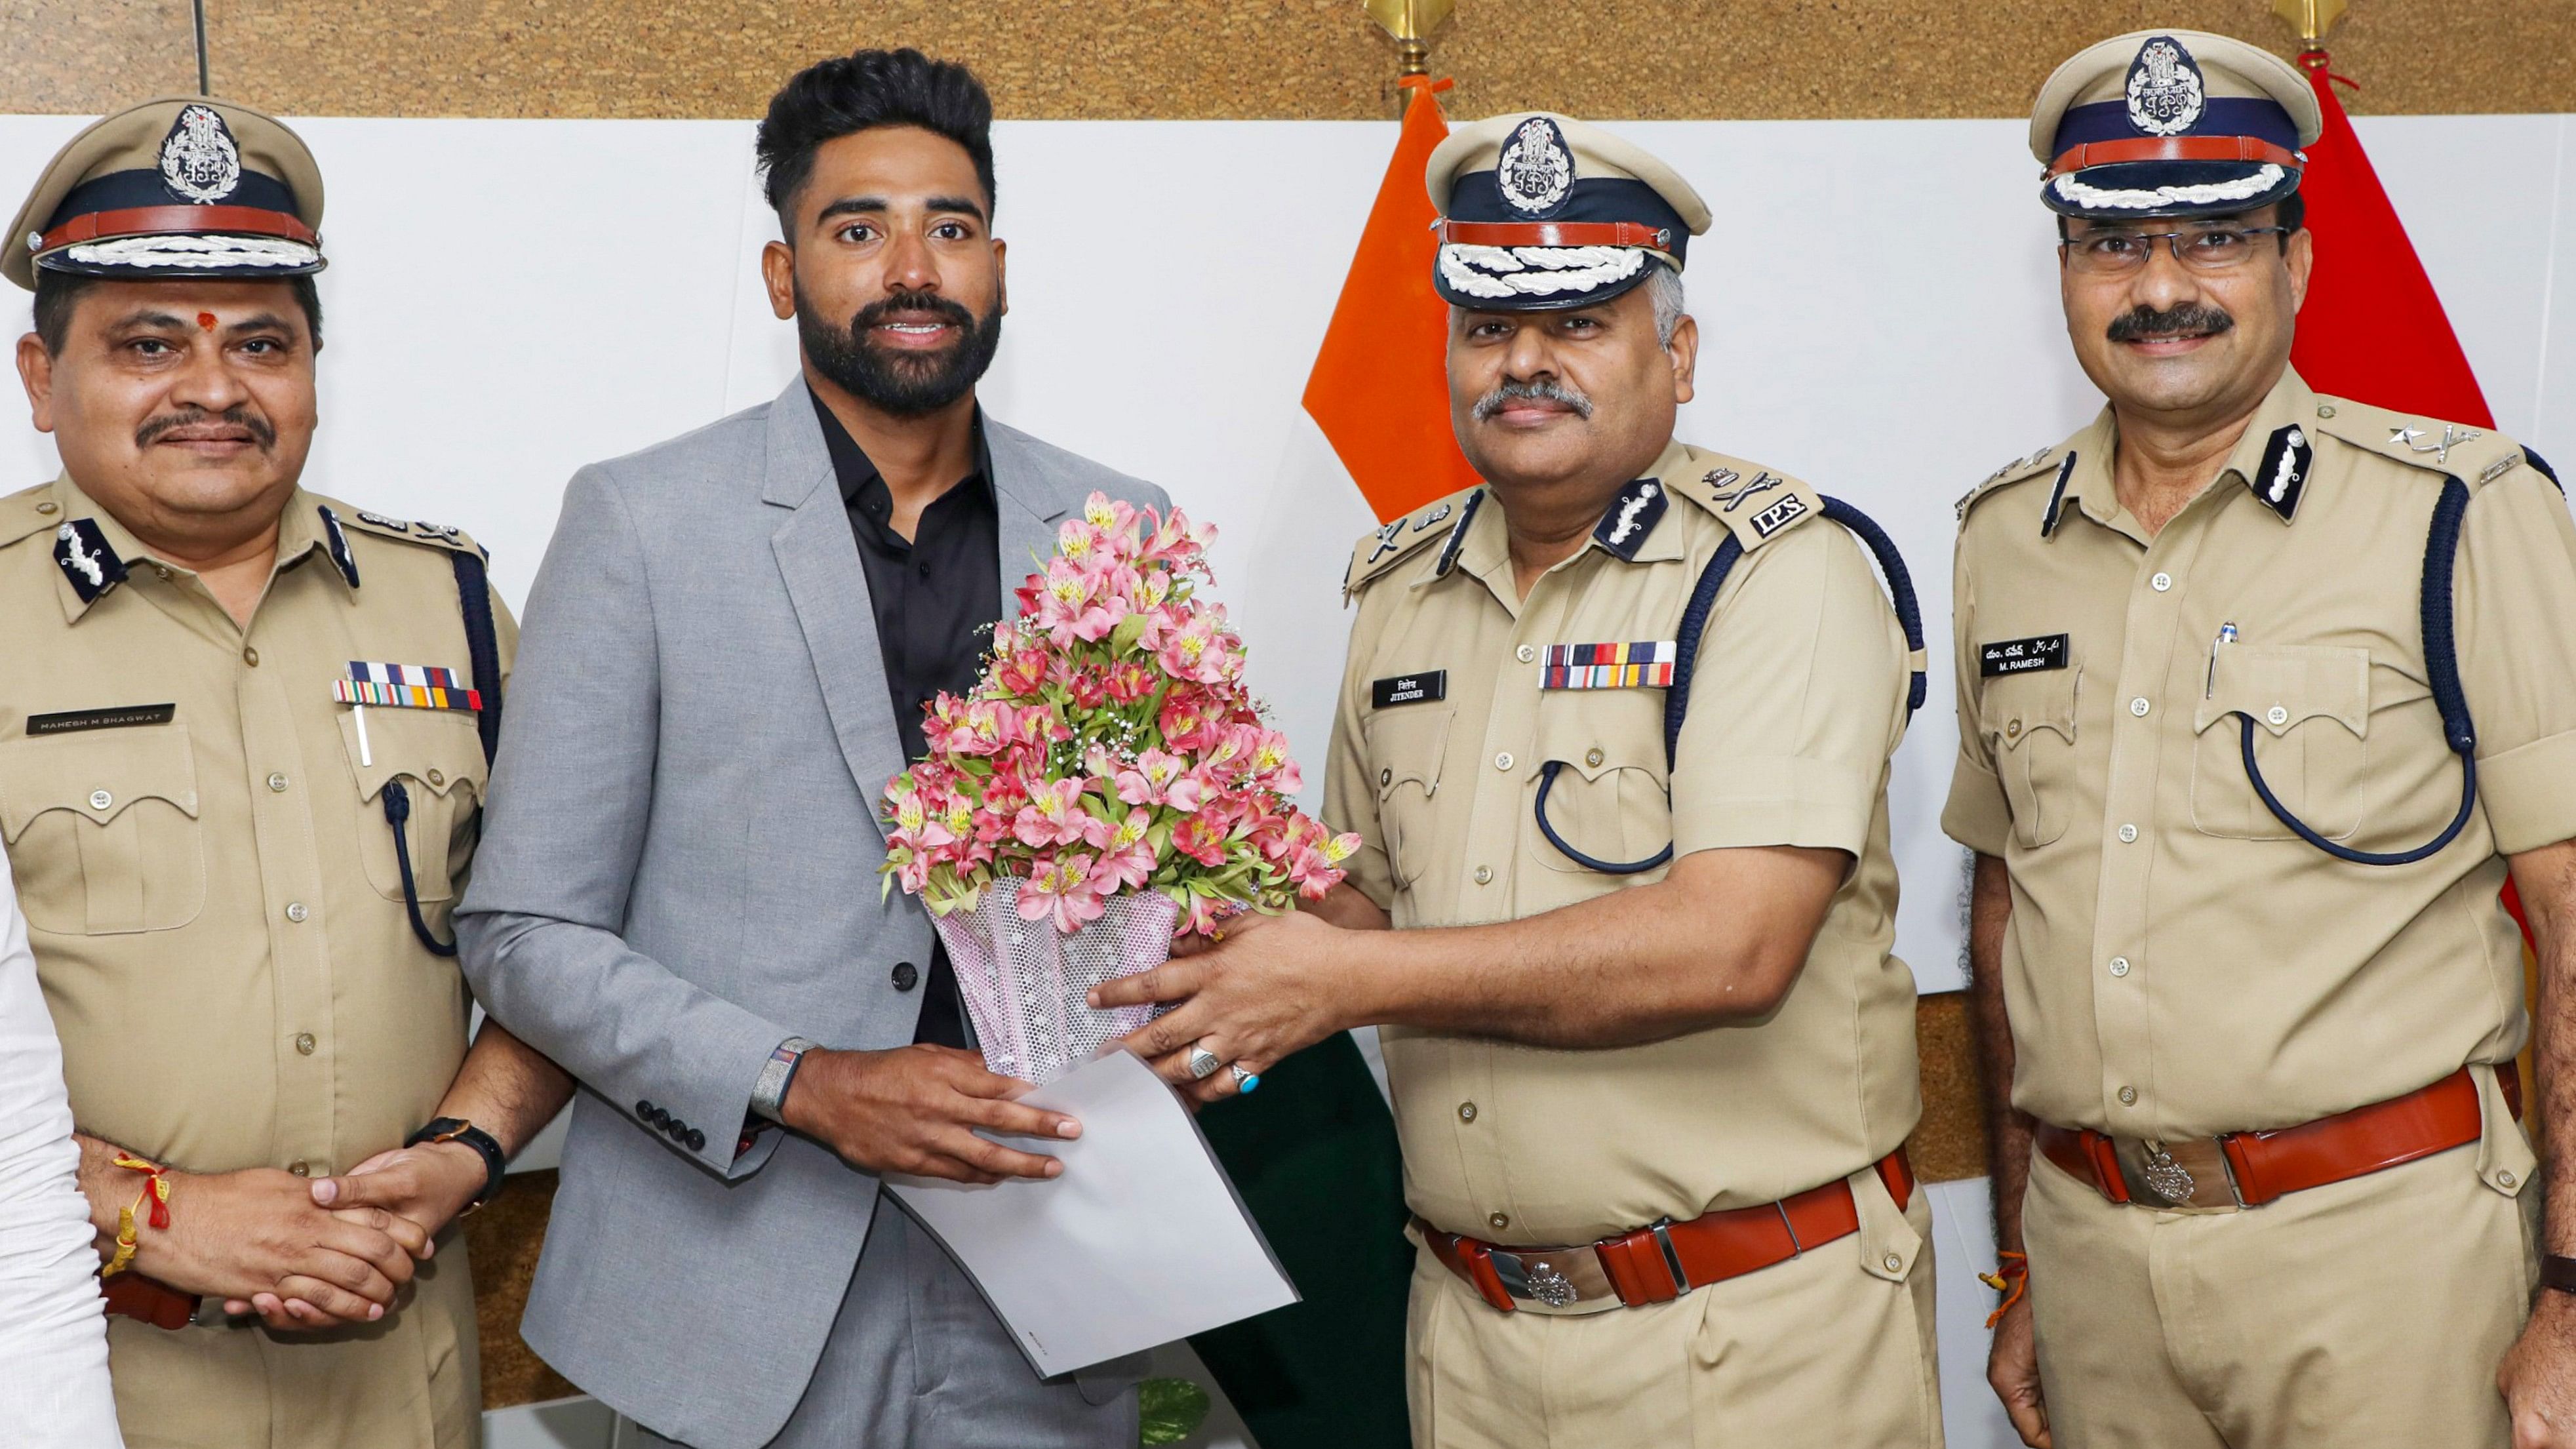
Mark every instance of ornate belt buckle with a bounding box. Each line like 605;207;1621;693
2119;1137;2244;1210
1486;1245;1613;1309
2141;1141;2196;1204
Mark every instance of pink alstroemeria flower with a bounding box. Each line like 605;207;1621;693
1092;808;1157;892
1033;557;1120;646
1171;807;1233;867
1012;777;1093;848
1020;852;1109;932
1115;747;1204;812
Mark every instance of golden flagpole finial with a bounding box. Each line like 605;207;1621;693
1368;0;1456;78
2272;0;2348;47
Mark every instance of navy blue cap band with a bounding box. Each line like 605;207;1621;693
1444;175;1692;266
2052;97;2301;157
43;169;302;235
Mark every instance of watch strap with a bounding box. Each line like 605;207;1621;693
405;1117;507;1210
2542;1255;2576;1295
752;1037;818;1124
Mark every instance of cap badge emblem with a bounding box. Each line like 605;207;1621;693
2125;35;2206;138
159;104;243;205
1496;117;1574;218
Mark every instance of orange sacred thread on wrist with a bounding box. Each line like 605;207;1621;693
1978;1250;2029;1328
100;1154;173;1279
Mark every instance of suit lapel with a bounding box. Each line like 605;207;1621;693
763;378;906;837
985;420;1073;624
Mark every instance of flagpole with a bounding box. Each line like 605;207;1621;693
1367;0;1457;111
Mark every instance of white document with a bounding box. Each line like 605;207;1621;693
885;1050;1299;1378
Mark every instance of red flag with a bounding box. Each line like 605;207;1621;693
2279;54;2535;948
1300;75;1482;523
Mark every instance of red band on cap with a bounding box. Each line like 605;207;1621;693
38;205;318;253
1437;220;1676;252
2045;136;2302;179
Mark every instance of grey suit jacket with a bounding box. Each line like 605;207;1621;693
458;378;1168;1449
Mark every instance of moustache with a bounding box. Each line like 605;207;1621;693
850;290;980;344
134;405;276;450
2106;303;2236;344
1473;379;1595;422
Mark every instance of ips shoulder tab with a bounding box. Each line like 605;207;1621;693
1955;443;2068;525
0;483;67;551
2308;397;2529;490
328;500;490;559
1344;486;1480;601
1671;452;1823;553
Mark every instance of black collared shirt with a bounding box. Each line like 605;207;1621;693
812;390;1001;1050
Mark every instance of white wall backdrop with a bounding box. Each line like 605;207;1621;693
5;111;2569;1448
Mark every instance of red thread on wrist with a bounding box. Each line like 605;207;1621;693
1979;1250;2029;1328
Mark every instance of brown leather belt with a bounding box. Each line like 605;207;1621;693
1419;1150;1915;1314
100;1271;203;1330
2035;1065;2515;1211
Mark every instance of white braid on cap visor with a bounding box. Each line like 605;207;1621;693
1446;254;1686;345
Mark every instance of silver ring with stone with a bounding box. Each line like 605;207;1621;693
1187;1044;1223;1081
1229;1064;1261;1094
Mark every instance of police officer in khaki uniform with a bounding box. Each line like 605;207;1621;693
4;98;570;1446
1098;114;1941;1447
1951;31;2576;1449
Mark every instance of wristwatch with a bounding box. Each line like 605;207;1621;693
2543;1256;2576;1295
405;1118;507;1213
752;1037;818;1124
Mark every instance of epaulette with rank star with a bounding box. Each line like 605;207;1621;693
2305;395;2543;494
1954;443;2069;525
331;502;490;559
1668;449;1825;553
1343;486;1482;601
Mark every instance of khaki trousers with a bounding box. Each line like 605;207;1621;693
2023;1128;2537;1449
108;1230;479;1449
1406;1172;1943;1449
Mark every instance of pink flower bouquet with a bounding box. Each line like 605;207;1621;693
879;492;1358;1082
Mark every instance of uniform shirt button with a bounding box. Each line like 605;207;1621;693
1884;1253;1903;1272
2317;403;2338;418
2130;697;2150;717
1516;645;1536;664
2267;705;2289;726
87;789;112;811
2109;957;2131;978
1487;1212;1510;1232
1584;747;1604;768
153;565;172;582
891;961;920;991
242;646;260;667
1494;752;1514;772
2004;719;2023;739
288;1161;310;1178
2118;1086;2138;1105
1473;865;1493;885
284;902;309;923
1457;1102;1477;1122
426;768;446;787
32;500;55;515
1378;768;1393;787
2118;824;2138;843
2150;572;2172;592
267;772;290;792
294;1032;316;1055
2499;1169;2518;1189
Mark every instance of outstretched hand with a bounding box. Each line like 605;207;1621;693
1094;909;1352;1103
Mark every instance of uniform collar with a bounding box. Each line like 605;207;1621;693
1420;438;1694;595
49;474;340;622
2047;367;2318;539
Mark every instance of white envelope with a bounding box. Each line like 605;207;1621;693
886;1050;1299;1378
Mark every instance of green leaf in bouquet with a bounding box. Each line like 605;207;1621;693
1111;610;1154;657
1136;1376;1212;1446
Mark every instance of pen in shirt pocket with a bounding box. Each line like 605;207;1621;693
2206;621;2237;699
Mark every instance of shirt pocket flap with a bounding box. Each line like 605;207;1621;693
336;707;488;804
1983;669;2079;751
1364;707;1454;798
1534;696;1667;785
2194;645;2370;740
0;726;200;842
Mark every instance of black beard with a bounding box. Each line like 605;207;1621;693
2106;302;2235;344
796;283;1004;417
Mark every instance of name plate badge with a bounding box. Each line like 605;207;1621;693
27;703;176;736
1372;671;1448;709
1979;633;2070;677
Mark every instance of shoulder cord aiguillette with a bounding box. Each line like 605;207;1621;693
382;549;506;957
1535;497;1928;874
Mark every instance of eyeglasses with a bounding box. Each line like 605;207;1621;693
2059;226;2293;276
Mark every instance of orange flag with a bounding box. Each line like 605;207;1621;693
1300;75;1482;523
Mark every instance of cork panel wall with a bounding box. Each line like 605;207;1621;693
462;1169;580;1411
4;0;2569;119
0;1;201;115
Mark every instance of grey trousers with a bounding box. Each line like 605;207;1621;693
633;1195;1141;1449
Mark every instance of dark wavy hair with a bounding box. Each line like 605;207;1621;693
755;47;997;229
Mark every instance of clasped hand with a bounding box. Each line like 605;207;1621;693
1091;909;1351;1104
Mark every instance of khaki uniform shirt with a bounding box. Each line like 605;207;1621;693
1943;368;2576;1141
0;475;515;1449
1324;441;1921;1246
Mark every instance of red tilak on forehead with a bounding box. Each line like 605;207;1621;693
197;312;217;331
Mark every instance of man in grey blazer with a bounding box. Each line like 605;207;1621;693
458;49;1162;1448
